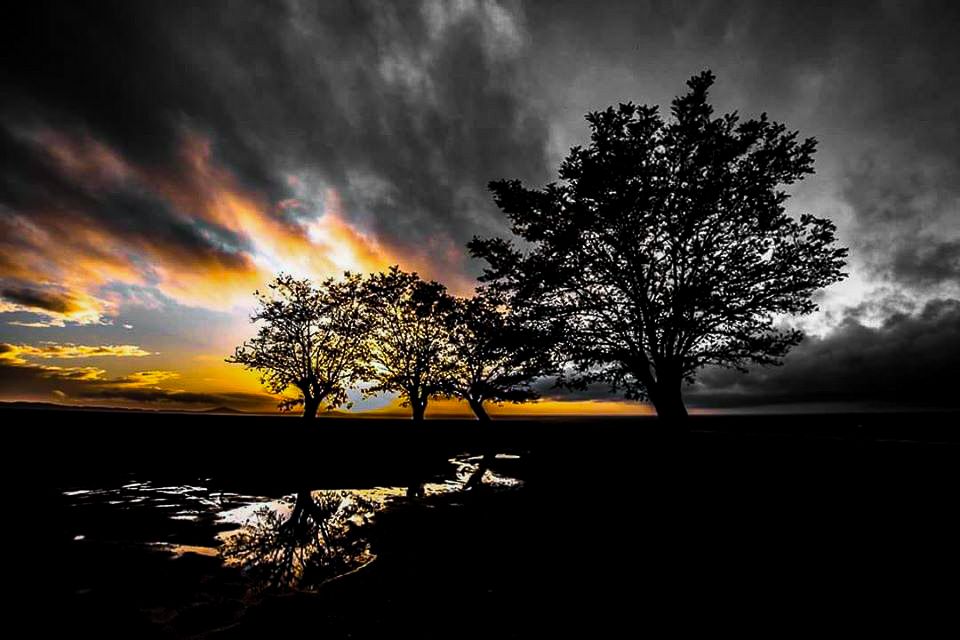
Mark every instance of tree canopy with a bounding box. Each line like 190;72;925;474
226;273;372;418
469;71;848;421
363;266;457;420
447;288;555;421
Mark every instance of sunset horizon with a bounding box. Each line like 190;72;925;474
3;2;958;416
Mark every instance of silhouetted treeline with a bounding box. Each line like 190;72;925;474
228;267;552;423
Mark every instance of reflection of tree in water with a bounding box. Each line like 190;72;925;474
221;490;378;592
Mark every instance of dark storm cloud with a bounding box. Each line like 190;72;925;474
889;240;960;288
820;2;960;282
843;162;960;288
1;0;551;282
1;286;79;314
192;0;552;271
0;363;85;393
0;126;249;267
737;0;960;291
71;387;272;410
532;378;628;403
684;298;960;409
534;296;960;410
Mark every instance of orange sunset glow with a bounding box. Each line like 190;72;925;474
0;124;639;414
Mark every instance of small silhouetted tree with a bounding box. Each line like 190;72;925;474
448;288;555;488
227;273;372;419
364;266;456;421
448;288;554;421
470;71;847;425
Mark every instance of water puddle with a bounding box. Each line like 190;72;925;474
61;453;523;593
218;490;380;591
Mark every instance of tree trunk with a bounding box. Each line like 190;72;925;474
302;395;320;420
406;392;427;495
467;397;490;422
651;376;688;428
411;400;426;421
411;390;429;421
465;396;495;490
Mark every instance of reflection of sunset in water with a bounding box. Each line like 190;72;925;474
61;454;524;593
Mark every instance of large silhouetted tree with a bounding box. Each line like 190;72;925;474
470;71;847;424
364;266;456;421
227;273;372;419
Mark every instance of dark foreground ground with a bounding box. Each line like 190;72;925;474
8;408;960;636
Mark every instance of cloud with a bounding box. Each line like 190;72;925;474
69;386;271;409
533;378;623;404
0;124;407;318
528;297;960;411
843;161;960;291
685;298;960;409
0;339;273;410
723;2;960;295
0;341;155;386
108;370;178;386
0;0;550;324
1;286;82;314
0;284;112;326
0;342;153;362
889;239;960;289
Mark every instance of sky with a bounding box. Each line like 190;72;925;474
1;0;958;415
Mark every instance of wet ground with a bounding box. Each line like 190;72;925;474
48;453;524;636
11;409;960;636
61;453;521;578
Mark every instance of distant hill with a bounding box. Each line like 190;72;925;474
199;405;247;415
0;400;256;415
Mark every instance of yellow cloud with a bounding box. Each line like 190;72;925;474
37;365;107;381
0;342;153;360
0;341;168;386
110;370;180;387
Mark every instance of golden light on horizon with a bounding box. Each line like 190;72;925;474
361;396;655;418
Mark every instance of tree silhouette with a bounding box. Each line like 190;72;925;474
364;266;456;421
448;288;554;489
448;288;554;421
470;71;847;424
227;273;372;419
